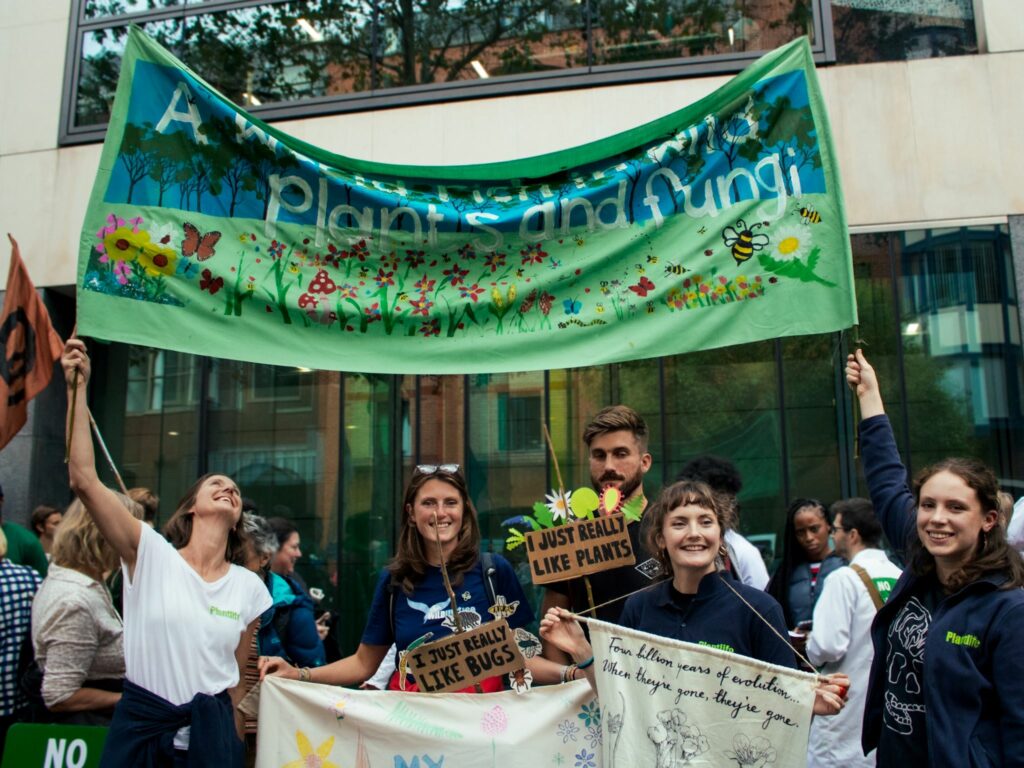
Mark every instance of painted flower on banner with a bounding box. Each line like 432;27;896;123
557;719;579;743
770;225;808;262
573;748;596;768
102;226;148;262
281;731;337;768
136;243;178;277
459;283;484;303
577;701;600;728
113;260;133;285
481;705;509;736
545;490;572;522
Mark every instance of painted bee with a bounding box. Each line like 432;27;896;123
722;220;769;266
698;226;707;235
515;268;525;278
799;206;822;224
357;266;370;279
664;263;689;276
645;301;655;314
646;255;659;264
635;263;646;275
575;236;585;246
397;292;409;302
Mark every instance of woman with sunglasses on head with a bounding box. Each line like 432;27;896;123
62;339;272;768
847;349;1024;768
539;479;847;713
261;464;566;690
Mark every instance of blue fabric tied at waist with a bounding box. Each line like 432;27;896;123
100;680;243;768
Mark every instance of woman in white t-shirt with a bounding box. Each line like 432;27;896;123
62;338;271;768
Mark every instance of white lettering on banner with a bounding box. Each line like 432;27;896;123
155;82;207;144
44;738;88;768
589;618;816;767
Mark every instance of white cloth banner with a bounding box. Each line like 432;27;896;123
589;619;817;768
256;677;601;768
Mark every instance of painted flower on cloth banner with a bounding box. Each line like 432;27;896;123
724;733;778;767
281;731;337;768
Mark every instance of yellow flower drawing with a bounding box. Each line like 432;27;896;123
282;731;338;768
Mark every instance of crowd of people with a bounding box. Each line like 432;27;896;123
1;338;1023;766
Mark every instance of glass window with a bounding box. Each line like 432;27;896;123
831;0;976;64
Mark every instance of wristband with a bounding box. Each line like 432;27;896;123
562;664;578;683
576;656;594;670
299;667;312;683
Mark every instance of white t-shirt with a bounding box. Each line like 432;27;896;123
724;529;770;589
122;524;271;748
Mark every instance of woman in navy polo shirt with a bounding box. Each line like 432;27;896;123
261;464;565;690
541;479;847;714
847;349;1024;768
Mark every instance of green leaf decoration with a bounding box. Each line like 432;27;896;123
505;528;526;550
523;516;541;531
532;502;555;529
622;495;645;522
570;487;599;520
758;249;836;287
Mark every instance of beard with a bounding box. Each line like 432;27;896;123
592;466;645;500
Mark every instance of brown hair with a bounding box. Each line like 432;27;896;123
582;405;649;452
127;487;160;524
388;467;481;595
30;505;61;537
645;479;724;578
163;473;249;563
910;458;1024;591
53;495;143;576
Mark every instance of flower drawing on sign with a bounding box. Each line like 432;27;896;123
724;733;778;768
647;708;709;767
557;719;580;744
281;731;338;768
482;705;509;768
574;748;597;768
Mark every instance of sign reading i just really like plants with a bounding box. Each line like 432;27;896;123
77;28;855;373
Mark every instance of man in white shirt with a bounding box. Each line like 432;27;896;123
806;498;902;768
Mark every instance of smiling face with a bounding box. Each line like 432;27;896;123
656;502;722;579
588;429;652;500
193;475;242;525
917;470;997;581
409;477;465;563
272;531;302;576
793;505;832;562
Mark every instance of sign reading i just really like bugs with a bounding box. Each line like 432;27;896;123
77;28;855;374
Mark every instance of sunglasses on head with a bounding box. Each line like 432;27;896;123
415;463;461;476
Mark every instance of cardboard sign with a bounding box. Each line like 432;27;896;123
408;618;524;693
524;513;635;584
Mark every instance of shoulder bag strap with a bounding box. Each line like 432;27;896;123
851;564;884;611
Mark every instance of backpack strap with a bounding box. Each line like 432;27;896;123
851;564;884;611
480;551;498;607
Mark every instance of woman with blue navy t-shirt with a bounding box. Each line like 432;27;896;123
261;465;566;690
847;349;1024;767
540;479;847;715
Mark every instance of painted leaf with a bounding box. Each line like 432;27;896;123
570;487;600;519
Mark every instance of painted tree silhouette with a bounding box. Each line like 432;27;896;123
119;123;155;204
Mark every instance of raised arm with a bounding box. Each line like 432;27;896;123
62;339;142;567
845;349;916;552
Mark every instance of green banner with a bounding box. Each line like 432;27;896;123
77;28;855;373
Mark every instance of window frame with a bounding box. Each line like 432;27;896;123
59;0;837;145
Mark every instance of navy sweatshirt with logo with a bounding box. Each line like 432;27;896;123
859;414;1024;768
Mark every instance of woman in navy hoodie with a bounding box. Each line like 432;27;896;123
847;349;1024;768
540;479;848;715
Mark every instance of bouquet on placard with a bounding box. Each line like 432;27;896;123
502;485;643;552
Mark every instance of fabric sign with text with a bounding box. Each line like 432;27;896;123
77;28;855;373
589;618;817;767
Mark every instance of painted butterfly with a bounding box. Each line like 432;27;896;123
199;268;224;295
562;298;582;315
182;222;221;261
629;276;655;297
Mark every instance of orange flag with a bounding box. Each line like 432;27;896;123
1;235;65;450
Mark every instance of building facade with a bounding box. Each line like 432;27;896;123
1;0;1022;649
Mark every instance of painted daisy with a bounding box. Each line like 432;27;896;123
545;489;573;522
770;224;808;262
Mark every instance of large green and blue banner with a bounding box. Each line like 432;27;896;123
78;28;855;373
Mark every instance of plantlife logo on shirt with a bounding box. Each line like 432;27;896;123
76;28;855;374
209;604;241;621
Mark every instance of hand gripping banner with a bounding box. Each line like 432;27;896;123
78;29;856;373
